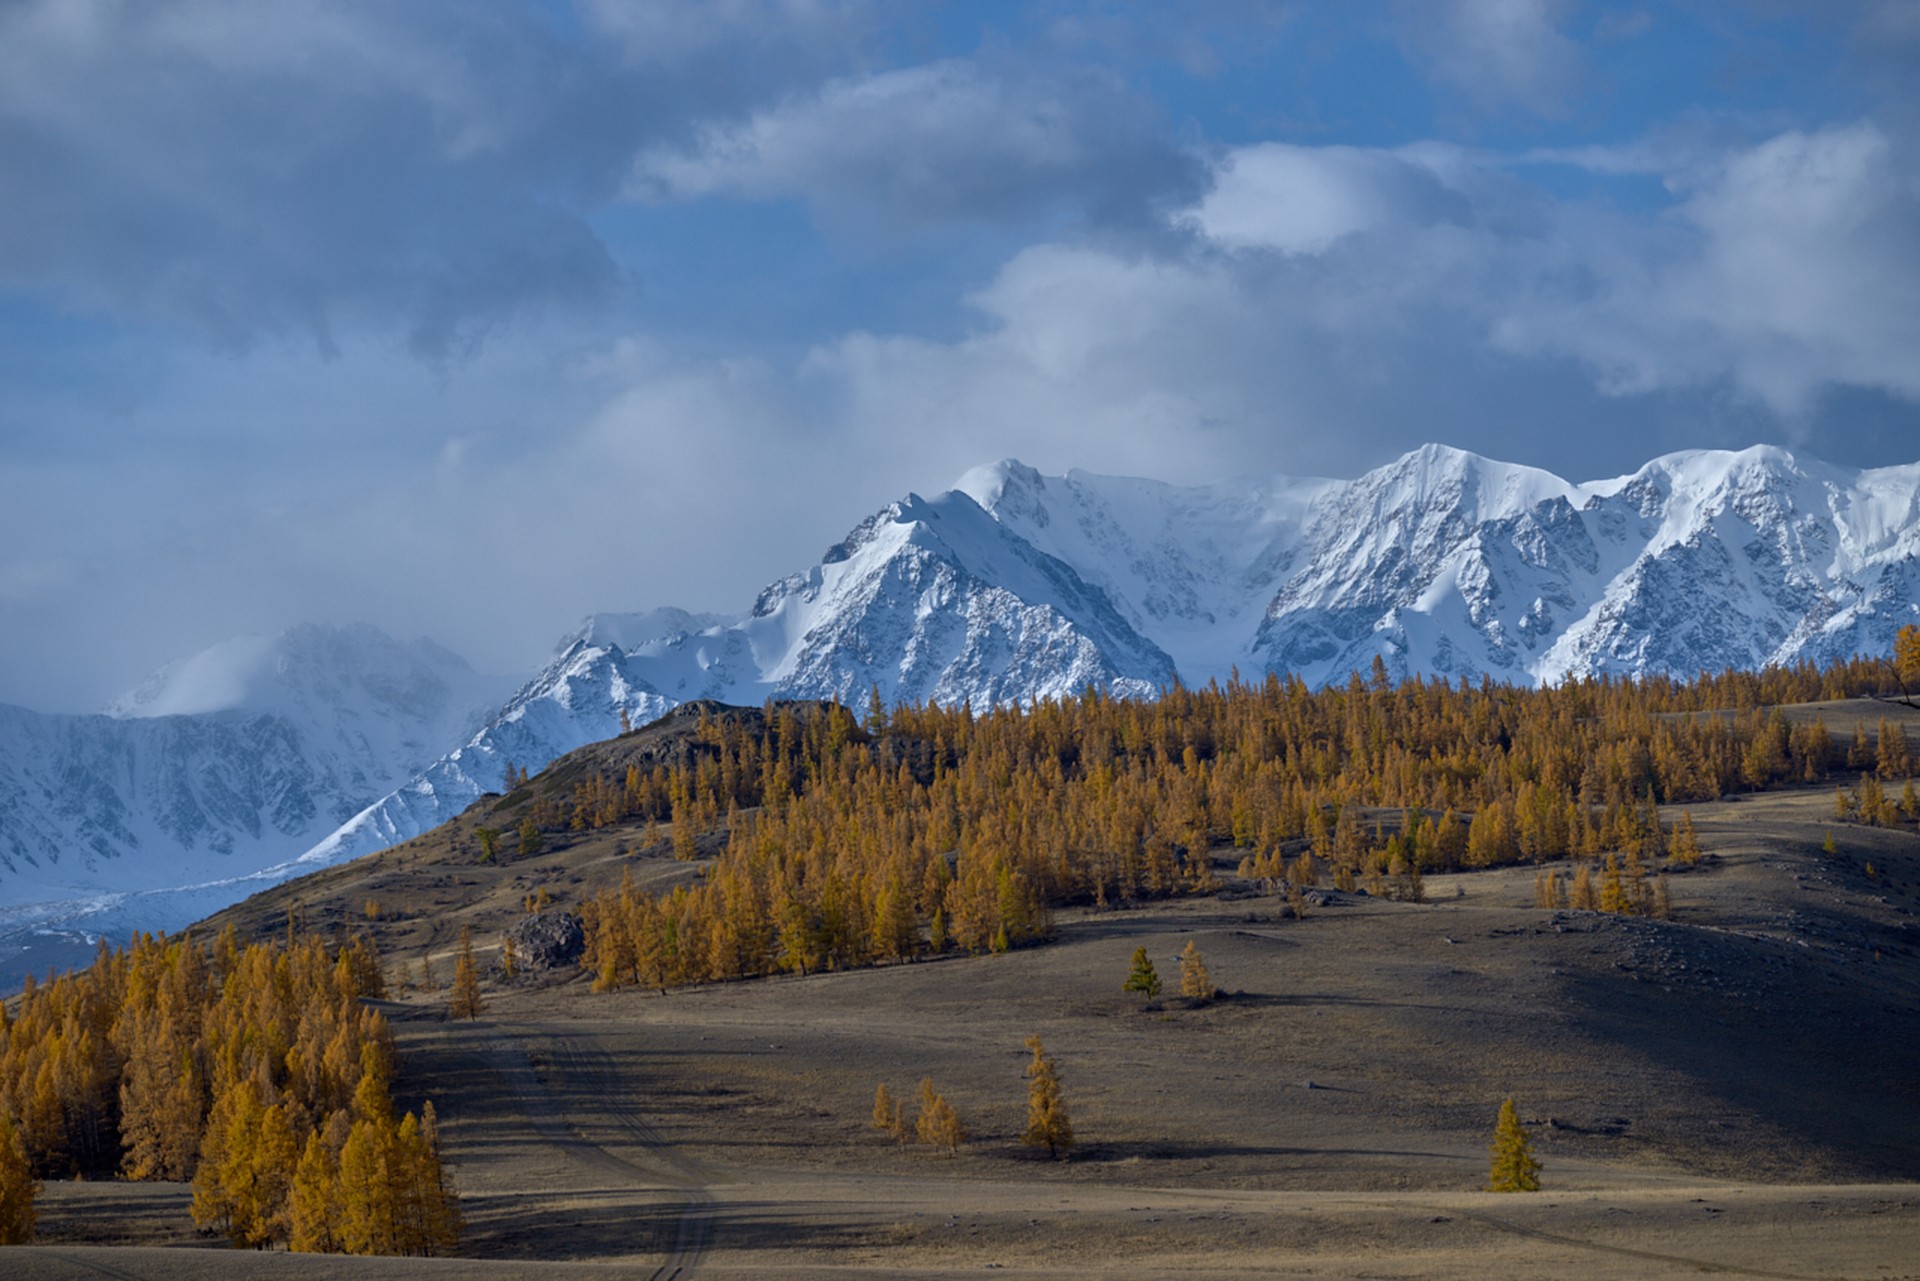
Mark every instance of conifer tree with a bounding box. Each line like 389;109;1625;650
1669;813;1703;866
413;1101;461;1256
871;1083;907;1143
1487;1098;1541;1192
338;1117;395;1256
914;1078;963;1153
0;1112;37;1244
449;928;484;1021
501;932;519;979
1020;1037;1073;1159
289;1131;340;1253
1122;947;1161;1003
1895;624;1920;705
1177;939;1215;1001
1570;862;1597;910
1598;854;1625;914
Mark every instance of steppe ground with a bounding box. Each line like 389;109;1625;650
9;709;1920;1278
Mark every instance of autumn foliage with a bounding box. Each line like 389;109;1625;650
578;659;1907;993
0;930;457;1255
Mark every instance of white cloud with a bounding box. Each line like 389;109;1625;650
1493;123;1920;414
629;59;1200;232
1182;142;1474;253
1395;0;1586;118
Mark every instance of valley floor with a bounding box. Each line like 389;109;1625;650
8;784;1920;1278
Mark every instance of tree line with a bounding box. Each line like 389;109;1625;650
0;930;457;1254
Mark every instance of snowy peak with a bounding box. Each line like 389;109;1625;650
0;622;510;933
557;608;734;655
17;440;1917;985
106;622;486;724
1345;442;1583;523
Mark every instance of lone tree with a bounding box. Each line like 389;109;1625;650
1896;624;1920;706
915;1078;964;1154
1122;947;1162;1003
871;1082;907;1144
0;1112;36;1244
449;927;485;1020
1178;939;1215;1000
1021;1036;1074;1158
1487;1098;1541;1192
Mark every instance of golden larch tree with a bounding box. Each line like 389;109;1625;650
1487;1098;1541;1192
0;1112;37;1244
1020;1036;1073;1159
914;1078;964;1154
449;927;484;1021
1178;939;1215;1000
871;1083;907;1143
1894;624;1920;704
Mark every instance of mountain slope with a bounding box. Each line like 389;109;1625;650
7;443;1916;990
296;444;1920;891
0;625;507;979
302;492;1177;869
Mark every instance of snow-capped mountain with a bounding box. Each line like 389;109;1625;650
7;443;1916;988
300;491;1184;868
0;625;508;981
301;442;1920;878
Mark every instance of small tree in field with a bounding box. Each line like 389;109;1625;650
915;1078;964;1154
1021;1036;1074;1158
871;1083;907;1143
1668;813;1702;866
1487;1098;1541;1192
1122;947;1161;1002
1178;939;1215;1000
449;927;484;1020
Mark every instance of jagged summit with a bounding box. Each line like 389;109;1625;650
7;442;1917;974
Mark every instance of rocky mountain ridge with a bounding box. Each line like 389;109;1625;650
4;443;1915;983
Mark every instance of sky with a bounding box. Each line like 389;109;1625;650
2;0;1918;712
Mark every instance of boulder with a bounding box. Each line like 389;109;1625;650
505;911;585;971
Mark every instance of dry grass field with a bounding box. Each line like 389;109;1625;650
6;701;1920;1278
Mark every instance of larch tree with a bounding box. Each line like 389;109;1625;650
1894;624;1920;705
1177;939;1215;1001
1020;1037;1073;1159
0;1112;37;1244
1487;1098;1541;1192
1669;813;1703;866
914;1078;964;1153
871;1083;906;1143
1122;947;1162;1003
449;927;484;1021
289;1131;340;1253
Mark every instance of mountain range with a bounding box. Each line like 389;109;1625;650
3;443;1916;983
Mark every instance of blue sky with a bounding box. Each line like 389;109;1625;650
2;0;1917;709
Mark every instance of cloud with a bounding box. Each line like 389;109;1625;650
1498;123;1920;414
0;0;903;358
1394;0;1587;118
629;59;1203;234
1182;142;1476;253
